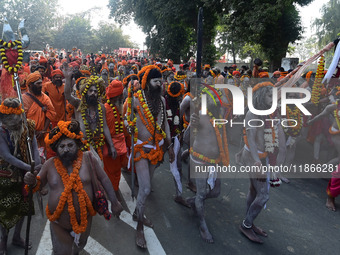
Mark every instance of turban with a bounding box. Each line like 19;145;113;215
172;67;176;72
232;64;237;68
204;64;210;70
259;72;269;78
273;71;281;76
80;70;91;76
122;60;127;66
233;71;241;76
26;71;42;86
101;54;106;59
95;57;101;63
51;69;64;78
39;57;47;64
137;65;162;90
106;80;124;99
45;120;83;150
69;62;80;68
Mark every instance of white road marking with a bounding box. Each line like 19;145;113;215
119;174;166;255
36;221;113;255
36;174;166;255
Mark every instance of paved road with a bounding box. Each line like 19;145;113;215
5;134;340;255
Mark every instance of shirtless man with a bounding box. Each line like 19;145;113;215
308;89;340;211
127;65;174;248
236;82;286;244
186;82;229;243
0;98;41;254
180;79;196;192
24;120;123;254
63;63;117;161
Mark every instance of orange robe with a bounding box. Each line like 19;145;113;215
42;81;66;125
103;103;129;191
22;92;57;132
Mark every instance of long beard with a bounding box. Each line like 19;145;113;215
58;150;78;167
146;88;161;117
10;126;24;156
86;95;98;106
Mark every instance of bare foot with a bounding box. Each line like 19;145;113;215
252;225;268;237
133;211;154;228
12;237;32;249
136;230;147;249
239;225;263;244
174;196;191;208
186;197;197;215
199;226;214;243
326;196;336;211
186;182;197;193
111;201;124;217
0;235;7;255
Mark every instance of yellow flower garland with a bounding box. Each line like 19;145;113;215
0;39;23;74
311;55;325;105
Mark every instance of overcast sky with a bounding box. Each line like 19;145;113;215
57;0;330;49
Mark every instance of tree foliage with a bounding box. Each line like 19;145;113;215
313;0;340;47
216;0;313;70
108;0;218;64
0;1;135;53
0;0;58;49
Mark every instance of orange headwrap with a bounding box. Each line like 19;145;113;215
26;71;42;86
137;65;162;90
122;60;127;66
259;72;269;78
233;71;241;76
39;57;47;64
51;69;64;78
306;71;313;82
106;80;124;99
80;70;91;76
252;82;274;92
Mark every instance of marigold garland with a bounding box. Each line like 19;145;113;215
46;151;96;234
174;74;187;81
0;103;24;115
107;100;124;134
133;91;166;165
167;81;185;97
252;82;274;93
285;106;303;137
24;176;41;193
189;147;220;164
81;103;105;152
331;100;340;134
243;130;268;159
126;82;138;143
0;39;23;74
183;92;194;100
311;56;325;105
45;121;84;147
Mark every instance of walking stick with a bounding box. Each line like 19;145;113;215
1;18;34;255
129;82;136;200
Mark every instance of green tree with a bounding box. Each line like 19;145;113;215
0;0;58;50
217;0;313;70
313;0;340;47
108;0;218;64
53;15;94;52
95;22;136;53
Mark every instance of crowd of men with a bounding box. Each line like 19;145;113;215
0;47;340;254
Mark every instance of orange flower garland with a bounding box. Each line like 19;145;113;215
167;81;185;97
45;121;84;147
132;90;166;165
137;65;162;90
24;176;41;193
0;103;24;115
252;82;274;93
311;55;325;105
285;106;303;137
189;147;220;164
183;92;194;100
243;129;268;159
46;151;96;234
